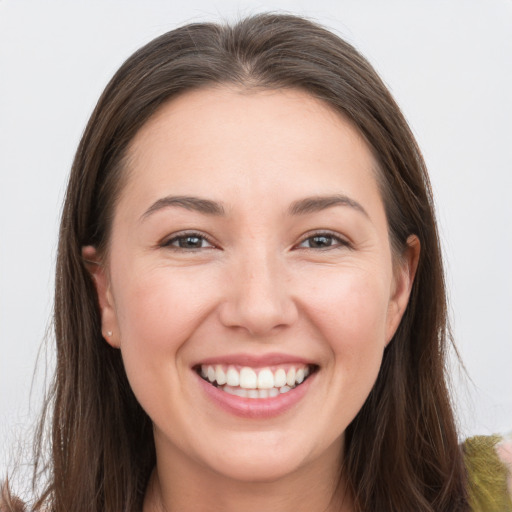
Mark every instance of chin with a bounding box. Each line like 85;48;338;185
212;455;305;483
200;433;316;483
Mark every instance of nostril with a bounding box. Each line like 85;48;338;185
217;299;298;337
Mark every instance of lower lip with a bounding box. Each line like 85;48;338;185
196;372;315;419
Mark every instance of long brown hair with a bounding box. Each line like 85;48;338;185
2;13;468;511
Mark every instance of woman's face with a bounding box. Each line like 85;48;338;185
86;87;417;483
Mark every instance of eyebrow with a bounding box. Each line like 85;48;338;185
141;195;226;220
140;193;368;221
289;194;369;218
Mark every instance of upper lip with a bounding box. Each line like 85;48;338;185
193;352;315;368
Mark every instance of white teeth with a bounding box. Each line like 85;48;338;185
274;368;287;388
223;385;237;396
226;366;240;387
215;365;227;385
200;363;314;397
239;367;258;389
286;367;296;387
257;368;274;389
233;387;247;397
223;385;246;397
218;384;294;398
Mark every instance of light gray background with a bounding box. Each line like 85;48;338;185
1;0;511;477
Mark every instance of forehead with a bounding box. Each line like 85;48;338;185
119;86;383;220
130;86;367;159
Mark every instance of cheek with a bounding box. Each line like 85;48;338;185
110;264;220;406
302;266;390;383
113;263;218;349
304;266;391;344
110;270;224;445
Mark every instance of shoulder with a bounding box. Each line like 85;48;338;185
463;434;512;512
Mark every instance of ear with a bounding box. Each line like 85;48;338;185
82;245;120;348
385;235;420;345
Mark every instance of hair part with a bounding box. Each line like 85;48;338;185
2;13;468;511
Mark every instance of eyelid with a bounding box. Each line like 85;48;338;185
159;229;350;251
160;230;218;250
294;230;352;250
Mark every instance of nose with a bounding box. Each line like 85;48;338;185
218;249;298;337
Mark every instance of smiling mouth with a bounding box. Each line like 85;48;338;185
195;363;318;399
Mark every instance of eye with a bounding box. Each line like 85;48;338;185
297;232;349;250
162;232;215;250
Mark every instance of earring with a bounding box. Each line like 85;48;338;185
106;331;113;337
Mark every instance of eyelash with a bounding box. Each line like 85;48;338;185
161;230;350;252
161;231;217;251
295;231;351;251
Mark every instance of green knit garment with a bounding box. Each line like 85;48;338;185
464;435;512;512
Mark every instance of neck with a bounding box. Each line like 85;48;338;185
143;439;353;512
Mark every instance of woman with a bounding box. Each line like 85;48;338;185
1;13;510;512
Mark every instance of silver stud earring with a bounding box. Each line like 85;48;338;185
106;331;113;337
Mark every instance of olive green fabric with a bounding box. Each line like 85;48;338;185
464;435;512;512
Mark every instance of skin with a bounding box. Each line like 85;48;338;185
84;87;419;512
